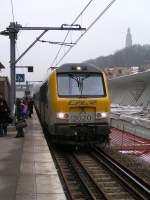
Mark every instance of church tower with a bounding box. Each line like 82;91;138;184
125;28;132;47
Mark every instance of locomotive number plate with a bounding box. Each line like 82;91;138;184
69;112;94;123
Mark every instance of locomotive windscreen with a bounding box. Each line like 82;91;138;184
57;73;105;97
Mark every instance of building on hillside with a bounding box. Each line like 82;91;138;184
125;28;132;48
104;66;139;79
139;65;150;72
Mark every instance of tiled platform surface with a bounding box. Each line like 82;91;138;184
0;112;66;200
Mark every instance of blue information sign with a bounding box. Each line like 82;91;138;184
16;74;25;82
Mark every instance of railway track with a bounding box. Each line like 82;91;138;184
50;146;150;200
104;146;150;185
91;146;150;199
51;147;107;200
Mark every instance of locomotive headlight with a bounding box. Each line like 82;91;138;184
96;112;108;119
101;112;108;118
56;112;69;119
76;66;81;70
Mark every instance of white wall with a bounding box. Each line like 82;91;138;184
109;70;150;107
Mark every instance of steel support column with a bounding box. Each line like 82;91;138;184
9;23;18;113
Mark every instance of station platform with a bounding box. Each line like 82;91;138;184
0;111;66;200
110;104;150;140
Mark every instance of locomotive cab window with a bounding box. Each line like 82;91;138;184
57;73;106;97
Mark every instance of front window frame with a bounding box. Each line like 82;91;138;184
57;72;106;98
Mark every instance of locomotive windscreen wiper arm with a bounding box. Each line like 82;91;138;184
68;73;90;96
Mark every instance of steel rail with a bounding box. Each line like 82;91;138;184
71;153;109;199
49;147;99;199
67;154;101;200
91;146;150;199
48;146;72;200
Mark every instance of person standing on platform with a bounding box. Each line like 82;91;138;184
15;98;24;138
0;95;10;136
22;97;29;118
28;98;34;118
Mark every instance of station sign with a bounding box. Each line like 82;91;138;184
28;66;33;72
16;74;25;82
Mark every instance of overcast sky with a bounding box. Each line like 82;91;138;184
0;0;150;82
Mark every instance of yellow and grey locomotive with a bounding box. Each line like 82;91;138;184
34;63;110;145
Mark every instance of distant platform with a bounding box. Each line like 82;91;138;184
110;104;150;140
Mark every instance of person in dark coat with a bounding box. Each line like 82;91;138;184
15;98;24;138
0;95;10;136
28;98;34;118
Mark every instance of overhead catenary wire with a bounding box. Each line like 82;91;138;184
50;0;94;68
10;0;15;22
38;39;75;47
52;0;117;68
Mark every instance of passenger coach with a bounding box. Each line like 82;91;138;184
34;63;111;145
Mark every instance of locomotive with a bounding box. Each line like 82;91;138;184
34;63;111;145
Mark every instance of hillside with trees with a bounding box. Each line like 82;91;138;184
85;44;150;69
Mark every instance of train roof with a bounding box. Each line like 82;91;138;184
56;63;102;73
